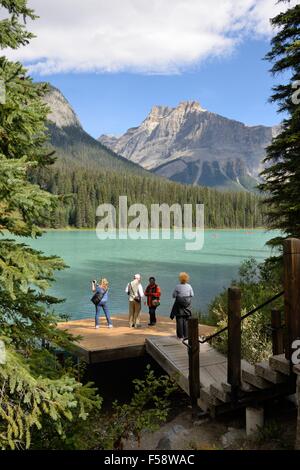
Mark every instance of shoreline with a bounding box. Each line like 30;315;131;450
43;226;269;232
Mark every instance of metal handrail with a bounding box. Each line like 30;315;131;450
182;290;284;348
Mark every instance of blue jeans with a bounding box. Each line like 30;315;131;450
95;302;112;326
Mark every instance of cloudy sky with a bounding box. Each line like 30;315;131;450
3;0;295;136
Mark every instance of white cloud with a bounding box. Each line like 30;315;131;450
2;0;295;75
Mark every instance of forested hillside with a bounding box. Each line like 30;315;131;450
32;163;264;229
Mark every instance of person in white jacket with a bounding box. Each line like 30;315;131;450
125;274;144;328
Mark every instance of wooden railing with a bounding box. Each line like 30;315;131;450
183;237;300;406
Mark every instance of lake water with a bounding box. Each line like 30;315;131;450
17;229;278;319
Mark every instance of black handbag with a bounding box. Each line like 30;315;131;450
91;290;105;306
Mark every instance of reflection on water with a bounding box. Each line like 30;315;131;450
17;229;278;319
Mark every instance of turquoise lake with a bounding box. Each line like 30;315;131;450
17;229;279;319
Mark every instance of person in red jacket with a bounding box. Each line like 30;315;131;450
144;277;161;326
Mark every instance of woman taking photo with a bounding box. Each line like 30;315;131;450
91;278;113;329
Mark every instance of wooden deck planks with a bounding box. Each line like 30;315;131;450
145;336;228;394
57;313;215;364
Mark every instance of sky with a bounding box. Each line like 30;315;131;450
3;0;296;138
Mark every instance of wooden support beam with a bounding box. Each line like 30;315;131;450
188;317;200;408
283;238;300;362
227;286;241;400
271;309;284;356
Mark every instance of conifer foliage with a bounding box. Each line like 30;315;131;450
33;164;264;229
260;1;300;245
0;1;100;449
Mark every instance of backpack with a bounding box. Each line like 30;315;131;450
128;282;141;303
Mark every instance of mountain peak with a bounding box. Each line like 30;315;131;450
99;100;275;190
177;100;206;113
142;105;172;132
141;101;206;133
44;85;81;129
149;105;173;117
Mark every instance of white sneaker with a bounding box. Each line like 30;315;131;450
95;325;100;329
107;324;113;328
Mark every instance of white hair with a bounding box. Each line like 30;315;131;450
134;274;141;280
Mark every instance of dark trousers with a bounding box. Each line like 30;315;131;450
176;316;188;339
149;306;157;324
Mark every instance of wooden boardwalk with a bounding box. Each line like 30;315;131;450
58;310;295;417
146;335;295;415
57;313;215;364
145;336;227;395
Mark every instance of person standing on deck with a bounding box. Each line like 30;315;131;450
170;272;194;339
92;278;113;329
144;277;161;326
125;274;144;328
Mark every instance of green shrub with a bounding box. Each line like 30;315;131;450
98;365;178;450
197;310;218;327
208;257;282;363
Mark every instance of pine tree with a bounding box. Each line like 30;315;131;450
31;163;264;229
0;1;100;449
259;1;300;245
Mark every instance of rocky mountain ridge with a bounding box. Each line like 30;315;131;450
99;100;278;190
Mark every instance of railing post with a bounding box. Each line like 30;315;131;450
188;317;200;409
271;309;284;356
227;287;241;400
283;238;300;362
